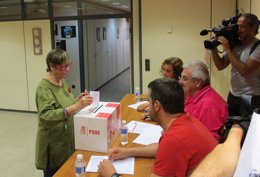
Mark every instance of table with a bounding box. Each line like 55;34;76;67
53;94;155;177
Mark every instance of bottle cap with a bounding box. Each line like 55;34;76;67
77;154;83;159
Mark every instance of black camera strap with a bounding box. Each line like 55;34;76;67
249;40;260;55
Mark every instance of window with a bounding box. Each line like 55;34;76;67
0;0;22;20
24;0;49;19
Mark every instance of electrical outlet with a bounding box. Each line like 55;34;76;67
145;59;150;71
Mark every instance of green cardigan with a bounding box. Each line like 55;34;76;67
35;79;76;170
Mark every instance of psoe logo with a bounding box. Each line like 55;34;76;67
80;126;101;136
89;129;101;135
249;170;260;177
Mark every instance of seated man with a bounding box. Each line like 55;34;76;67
138;60;228;139
180;61;228;139
98;78;217;177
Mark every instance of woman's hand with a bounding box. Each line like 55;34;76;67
76;94;93;110
76;89;89;101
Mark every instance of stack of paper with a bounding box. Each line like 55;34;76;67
126;120;162;145
86;156;135;175
233;112;260;177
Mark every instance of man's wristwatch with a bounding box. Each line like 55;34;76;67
111;173;121;177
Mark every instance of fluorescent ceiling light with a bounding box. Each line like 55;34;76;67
112;2;120;5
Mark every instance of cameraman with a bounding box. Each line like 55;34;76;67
209;13;260;116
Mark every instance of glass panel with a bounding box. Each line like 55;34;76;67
51;0;130;17
79;0;130;16
80;2;124;16
52;0;77;17
24;0;49;19
0;0;22;20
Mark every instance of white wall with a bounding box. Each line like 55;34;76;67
0;20;51;111
251;0;260;40
0;21;29;110
133;0;238;99
140;0;211;94
24;20;52;111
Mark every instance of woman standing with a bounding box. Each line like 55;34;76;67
35;49;93;177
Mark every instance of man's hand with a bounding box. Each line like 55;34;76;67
137;102;149;112
109;147;130;161
98;159;117;177
218;36;231;52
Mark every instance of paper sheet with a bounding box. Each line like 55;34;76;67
128;101;149;110
86;155;135;175
90;91;100;108
126;120;160;134
233;112;260;177
133;126;162;145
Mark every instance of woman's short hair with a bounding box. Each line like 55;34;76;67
161;57;183;80
46;48;70;72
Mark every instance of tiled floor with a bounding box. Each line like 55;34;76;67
98;68;131;102
0;68;130;177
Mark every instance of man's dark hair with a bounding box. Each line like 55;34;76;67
242;13;259;35
148;78;184;114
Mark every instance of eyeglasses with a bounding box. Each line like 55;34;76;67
179;76;196;82
55;63;72;71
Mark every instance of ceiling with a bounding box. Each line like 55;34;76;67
0;0;131;19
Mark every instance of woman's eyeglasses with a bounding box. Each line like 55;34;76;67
55;63;72;71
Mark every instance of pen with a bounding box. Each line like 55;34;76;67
132;122;137;132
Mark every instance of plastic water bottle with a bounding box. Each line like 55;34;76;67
75;154;85;177
135;87;140;102
120;120;128;146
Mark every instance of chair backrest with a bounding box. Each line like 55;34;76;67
239;95;253;117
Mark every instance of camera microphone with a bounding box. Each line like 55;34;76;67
222;13;242;26
200;29;210;36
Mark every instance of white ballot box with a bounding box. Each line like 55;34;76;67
74;102;121;153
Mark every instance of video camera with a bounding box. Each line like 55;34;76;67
200;13;242;49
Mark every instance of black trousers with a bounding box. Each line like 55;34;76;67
43;167;59;177
227;92;260;117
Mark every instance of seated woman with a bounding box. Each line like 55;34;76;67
137;57;183;120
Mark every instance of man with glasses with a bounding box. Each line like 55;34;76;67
179;61;228;139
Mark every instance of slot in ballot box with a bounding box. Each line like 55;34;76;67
74;102;121;153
